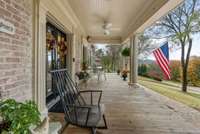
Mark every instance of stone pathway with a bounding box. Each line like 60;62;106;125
63;73;200;134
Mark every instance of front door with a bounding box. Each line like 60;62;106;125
46;22;68;111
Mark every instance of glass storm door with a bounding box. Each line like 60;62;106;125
46;22;68;109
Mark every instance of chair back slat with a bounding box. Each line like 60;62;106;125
50;69;85;123
52;72;72;122
64;71;84;105
60;72;76;104
63;71;79;103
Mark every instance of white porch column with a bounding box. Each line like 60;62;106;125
32;0;48;117
129;34;139;86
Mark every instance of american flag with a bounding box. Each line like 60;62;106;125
153;42;171;80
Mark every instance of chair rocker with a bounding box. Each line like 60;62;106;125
50;69;107;134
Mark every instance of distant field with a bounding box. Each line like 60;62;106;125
139;76;200;111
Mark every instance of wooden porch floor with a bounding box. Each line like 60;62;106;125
50;73;200;134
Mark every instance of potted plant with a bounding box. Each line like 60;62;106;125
121;69;128;81
121;63;129;81
121;47;130;57
117;69;120;75
75;61;90;87
76;71;89;80
81;61;88;72
0;99;41;134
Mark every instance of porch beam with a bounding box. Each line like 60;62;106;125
89;36;122;44
122;0;183;43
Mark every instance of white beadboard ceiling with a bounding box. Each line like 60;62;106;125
67;0;168;40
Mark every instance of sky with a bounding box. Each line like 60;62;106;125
95;33;200;61
96;44;108;50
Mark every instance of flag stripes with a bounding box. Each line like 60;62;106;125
153;44;171;80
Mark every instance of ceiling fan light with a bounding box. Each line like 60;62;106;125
106;23;112;28
103;22;112;29
104;30;110;35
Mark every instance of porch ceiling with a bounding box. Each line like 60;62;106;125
67;0;182;44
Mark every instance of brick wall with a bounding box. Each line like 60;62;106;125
0;0;33;101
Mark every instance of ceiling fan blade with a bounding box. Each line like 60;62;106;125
105;23;112;29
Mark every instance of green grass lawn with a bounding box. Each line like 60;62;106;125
138;76;200;110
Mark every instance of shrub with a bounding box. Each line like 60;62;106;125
146;62;163;79
147;70;162;81
0;99;41;134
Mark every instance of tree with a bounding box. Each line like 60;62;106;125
106;45;121;71
95;48;104;58
138;34;157;58
138;64;148;76
98;45;121;72
101;55;112;72
146;0;200;92
188;57;200;86
170;60;181;81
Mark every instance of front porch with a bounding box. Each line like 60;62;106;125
1;0;196;133
50;73;200;134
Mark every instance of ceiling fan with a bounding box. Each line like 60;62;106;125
102;21;120;35
92;13;121;35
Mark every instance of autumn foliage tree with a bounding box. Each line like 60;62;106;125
188;57;200;86
170;60;181;81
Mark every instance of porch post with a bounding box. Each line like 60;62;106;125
129;34;139;86
32;0;48;117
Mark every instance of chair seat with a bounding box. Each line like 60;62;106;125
69;104;105;127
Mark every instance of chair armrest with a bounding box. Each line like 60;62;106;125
79;90;102;93
78;90;102;105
